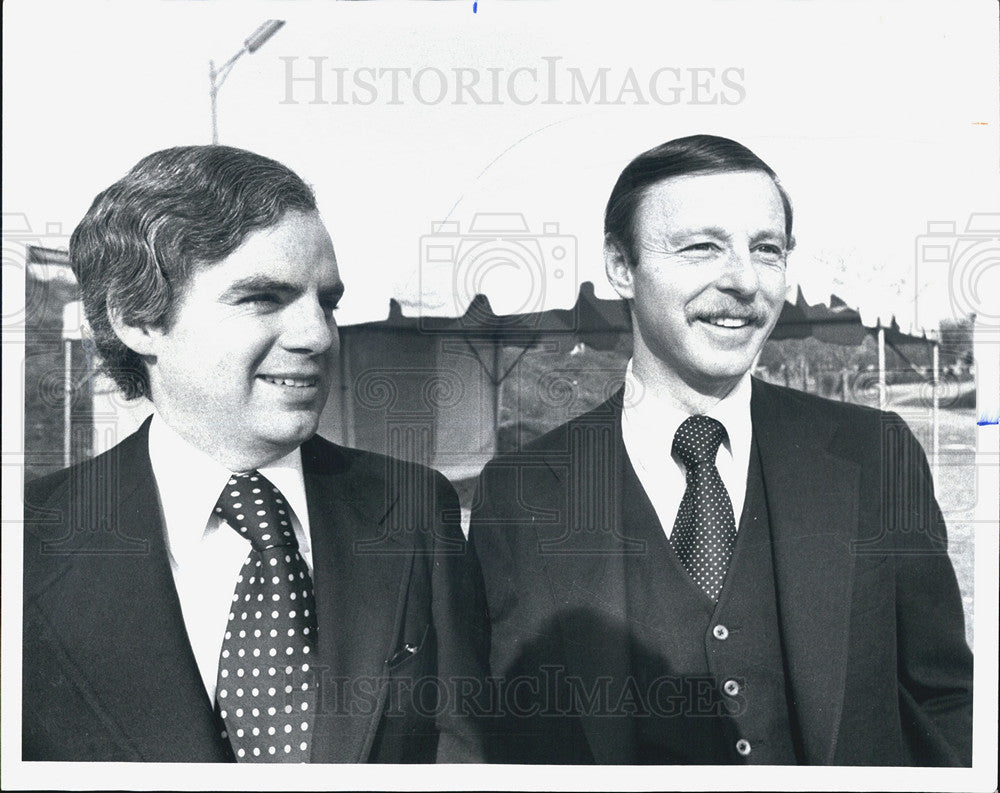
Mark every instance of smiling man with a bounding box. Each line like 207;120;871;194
23;146;488;763
469;135;973;765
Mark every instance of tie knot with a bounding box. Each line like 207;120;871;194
214;471;298;552
672;415;728;468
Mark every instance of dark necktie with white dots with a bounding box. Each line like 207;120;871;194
670;415;738;601
214;471;318;762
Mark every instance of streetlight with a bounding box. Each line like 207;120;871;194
209;20;285;143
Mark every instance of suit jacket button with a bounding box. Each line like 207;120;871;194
735;738;751;756
713;624;729;640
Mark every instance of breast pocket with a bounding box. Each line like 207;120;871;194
382;623;439;729
386;622;432;671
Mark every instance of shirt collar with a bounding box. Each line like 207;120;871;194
622;359;752;460
147;412;311;569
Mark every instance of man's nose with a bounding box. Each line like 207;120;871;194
282;299;337;354
716;245;760;297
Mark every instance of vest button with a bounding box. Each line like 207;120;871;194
712;624;729;640
735;738;751;757
723;679;740;697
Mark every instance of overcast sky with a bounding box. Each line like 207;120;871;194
4;0;998;333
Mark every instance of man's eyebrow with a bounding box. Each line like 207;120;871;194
219;276;346;302
750;228;788;243
749;228;794;252
665;225;731;240
666;226;788;244
220;275;298;298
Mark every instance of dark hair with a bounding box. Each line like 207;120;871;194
604;134;793;264
70;145;317;399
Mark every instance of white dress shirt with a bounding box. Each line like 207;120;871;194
147;413;314;703
620;360;753;538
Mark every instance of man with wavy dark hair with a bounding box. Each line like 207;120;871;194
68;146;320;402
470;134;973;765
23;145;489;763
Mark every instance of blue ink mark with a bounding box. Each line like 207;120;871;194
473;1;477;11
977;416;999;426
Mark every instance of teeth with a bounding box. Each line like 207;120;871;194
707;317;750;328
261;376;315;388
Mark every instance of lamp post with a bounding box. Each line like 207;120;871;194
209;20;285;143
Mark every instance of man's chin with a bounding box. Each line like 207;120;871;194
682;356;757;396
260;410;323;451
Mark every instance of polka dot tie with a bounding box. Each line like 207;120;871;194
670;416;737;601
213;471;318;762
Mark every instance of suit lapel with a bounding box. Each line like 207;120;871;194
751;379;860;764
30;420;229;761
302;438;413;763
537;393;635;764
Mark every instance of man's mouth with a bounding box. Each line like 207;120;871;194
259;375;320;389
698;314;757;329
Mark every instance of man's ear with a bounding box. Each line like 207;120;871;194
604;234;635;301
107;303;159;357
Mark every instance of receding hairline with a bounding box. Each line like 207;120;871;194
632;166;787;206
619;165;794;247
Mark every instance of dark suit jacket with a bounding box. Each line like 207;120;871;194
23;418;490;763
469;378;973;765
